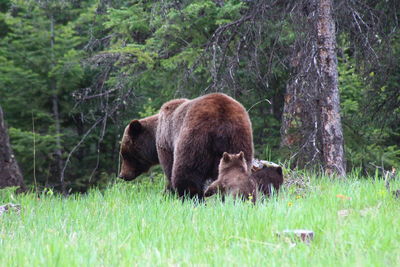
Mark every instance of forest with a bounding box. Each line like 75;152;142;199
0;0;399;193
1;1;400;265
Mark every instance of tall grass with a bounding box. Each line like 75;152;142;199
1;172;399;266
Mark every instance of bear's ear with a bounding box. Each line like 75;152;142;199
238;151;244;160
222;152;231;162
204;181;223;197
275;166;283;176
128;120;142;137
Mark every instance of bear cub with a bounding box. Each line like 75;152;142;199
251;165;283;197
204;151;257;202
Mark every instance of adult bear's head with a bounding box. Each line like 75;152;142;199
119;117;159;181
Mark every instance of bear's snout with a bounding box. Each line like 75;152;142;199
119;160;138;181
118;173;136;181
118;169;136;181
118;173;134;181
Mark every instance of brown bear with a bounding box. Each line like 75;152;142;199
204;151;257;202
251;165;283;197
119;93;254;198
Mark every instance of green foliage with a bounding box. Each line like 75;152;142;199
0;0;100;190
8;127;59;185
138;98;157;118
104;4;151;43
338;53;364;116
338;37;400;172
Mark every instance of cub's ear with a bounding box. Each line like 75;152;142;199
238;151;244;160
222;152;231;162
275;166;283;176
204;181;222;197
128;120;142;137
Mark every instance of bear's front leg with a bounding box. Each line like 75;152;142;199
157;146;175;193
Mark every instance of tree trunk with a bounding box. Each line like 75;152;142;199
281;0;346;176
0;105;26;191
316;0;346;176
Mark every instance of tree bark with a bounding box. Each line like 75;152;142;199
281;0;346;176
0;105;26;191
316;0;346;176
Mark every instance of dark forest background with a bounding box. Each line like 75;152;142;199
0;0;399;192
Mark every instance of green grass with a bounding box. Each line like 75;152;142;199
1;172;399;267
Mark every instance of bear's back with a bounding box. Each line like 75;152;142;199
186;94;253;169
160;93;250;130
184;93;250;127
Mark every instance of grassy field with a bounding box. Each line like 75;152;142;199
1;171;399;267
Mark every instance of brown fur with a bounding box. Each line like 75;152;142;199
119;115;159;180
119;93;254;198
204;152;257;202
251;166;283;197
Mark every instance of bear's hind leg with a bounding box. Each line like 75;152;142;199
171;161;209;199
170;133;213;199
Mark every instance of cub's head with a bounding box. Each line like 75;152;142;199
218;151;248;173
119;120;155;181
